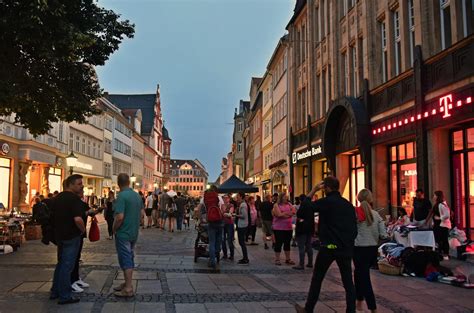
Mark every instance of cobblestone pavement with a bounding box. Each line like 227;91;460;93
0;219;473;313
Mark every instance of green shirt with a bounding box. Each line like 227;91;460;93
114;187;142;241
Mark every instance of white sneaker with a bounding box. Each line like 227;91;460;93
75;278;90;288
443;256;450;261
71;282;84;293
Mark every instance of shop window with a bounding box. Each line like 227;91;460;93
49;167;62;193
389;141;417;217
451;127;474;239
453;130;464;150
350;153;365;206
0;158;11;209
303;165;308;194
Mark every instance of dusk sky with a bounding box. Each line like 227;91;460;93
96;0;294;181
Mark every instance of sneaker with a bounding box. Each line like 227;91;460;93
75;278;89;288
443;255;450;261
237;259;249;265
71;282;84;293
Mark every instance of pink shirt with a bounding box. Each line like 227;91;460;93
250;204;258;226
272;203;293;231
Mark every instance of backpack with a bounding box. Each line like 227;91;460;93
204;191;223;223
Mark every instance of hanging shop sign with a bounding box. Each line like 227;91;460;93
292;145;322;164
372;93;472;135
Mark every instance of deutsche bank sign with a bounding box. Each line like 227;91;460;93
292;145;322;164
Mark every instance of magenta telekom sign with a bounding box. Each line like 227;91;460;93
372;93;472;136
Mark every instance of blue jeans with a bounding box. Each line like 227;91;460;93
176;213;184;230
222;223;235;257
51;236;82;301
207;222;223;266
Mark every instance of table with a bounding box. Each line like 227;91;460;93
394;230;436;249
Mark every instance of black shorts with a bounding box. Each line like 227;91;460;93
145;208;153;217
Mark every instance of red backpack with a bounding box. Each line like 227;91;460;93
204;191;223;223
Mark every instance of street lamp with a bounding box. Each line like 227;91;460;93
130;174;137;189
65;151;78;176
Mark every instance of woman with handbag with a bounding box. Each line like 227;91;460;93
353;189;387;313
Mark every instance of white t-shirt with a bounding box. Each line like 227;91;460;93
146;195;154;209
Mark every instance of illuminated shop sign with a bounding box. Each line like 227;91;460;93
292;145;322;164
372;94;472;135
404;170;417;176
1;143;10;156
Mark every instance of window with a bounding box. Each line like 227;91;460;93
350;46;357;96
104;163;112;178
75;135;80;152
440;0;452;50
393;10;402;76
105;139;112;154
114;139;131;156
389;141;417;217
237;122;243;132
350;153;365;206
408;0;416;66
237;141;242;152
105;117;113;131
462;0;474;37
315;73;320;120
381;21;388;83
58;123;63;142
321;0;325;37
342;52;348;95
322;69;327;114
69;132;73;150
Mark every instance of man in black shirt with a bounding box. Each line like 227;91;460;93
296;176;357;313
260;194;275;250
412;188;432;226
50;175;86;305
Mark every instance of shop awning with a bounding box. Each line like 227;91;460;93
217;175;259;193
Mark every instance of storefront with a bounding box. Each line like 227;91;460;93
290;144;324;196
71;155;104;205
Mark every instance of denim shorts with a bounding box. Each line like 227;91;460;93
115;238;136;270
160;210;167;219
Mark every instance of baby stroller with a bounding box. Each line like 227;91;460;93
194;223;209;262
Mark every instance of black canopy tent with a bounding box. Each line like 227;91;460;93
217;175;259;193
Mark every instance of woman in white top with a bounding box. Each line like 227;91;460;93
353;189;387;313
430;190;451;259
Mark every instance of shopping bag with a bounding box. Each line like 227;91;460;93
88;217;100;242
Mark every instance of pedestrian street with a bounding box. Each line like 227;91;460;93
0;220;472;313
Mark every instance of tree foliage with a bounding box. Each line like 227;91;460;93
0;0;135;135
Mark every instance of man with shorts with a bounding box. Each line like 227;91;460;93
260;194;275;250
113;173;142;297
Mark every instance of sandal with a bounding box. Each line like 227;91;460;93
285;259;296;265
114;289;134;298
275;260;282;266
113;283;125;292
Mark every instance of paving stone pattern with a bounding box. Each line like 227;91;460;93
0;221;473;313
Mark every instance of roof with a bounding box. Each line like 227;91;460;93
217;175;259;193
170;159;208;176
162;125;171;141
286;0;307;29
106;94;156;135
267;34;288;70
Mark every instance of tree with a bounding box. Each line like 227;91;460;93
0;0;135;135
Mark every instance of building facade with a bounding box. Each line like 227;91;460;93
268;35;290;195
232;100;250;180
167;159;209;198
283;0;474;239
260;73;273;196
245;78;263;188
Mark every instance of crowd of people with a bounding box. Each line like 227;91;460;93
31;172;453;312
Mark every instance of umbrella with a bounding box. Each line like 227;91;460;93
217;175;259;193
167;190;177;197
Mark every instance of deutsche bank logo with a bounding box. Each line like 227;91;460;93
292;152;297;164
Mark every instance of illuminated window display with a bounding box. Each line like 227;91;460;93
0;157;12;209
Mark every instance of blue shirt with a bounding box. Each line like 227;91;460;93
114;188;142;241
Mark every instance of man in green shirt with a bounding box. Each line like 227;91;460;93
112;173;143;297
